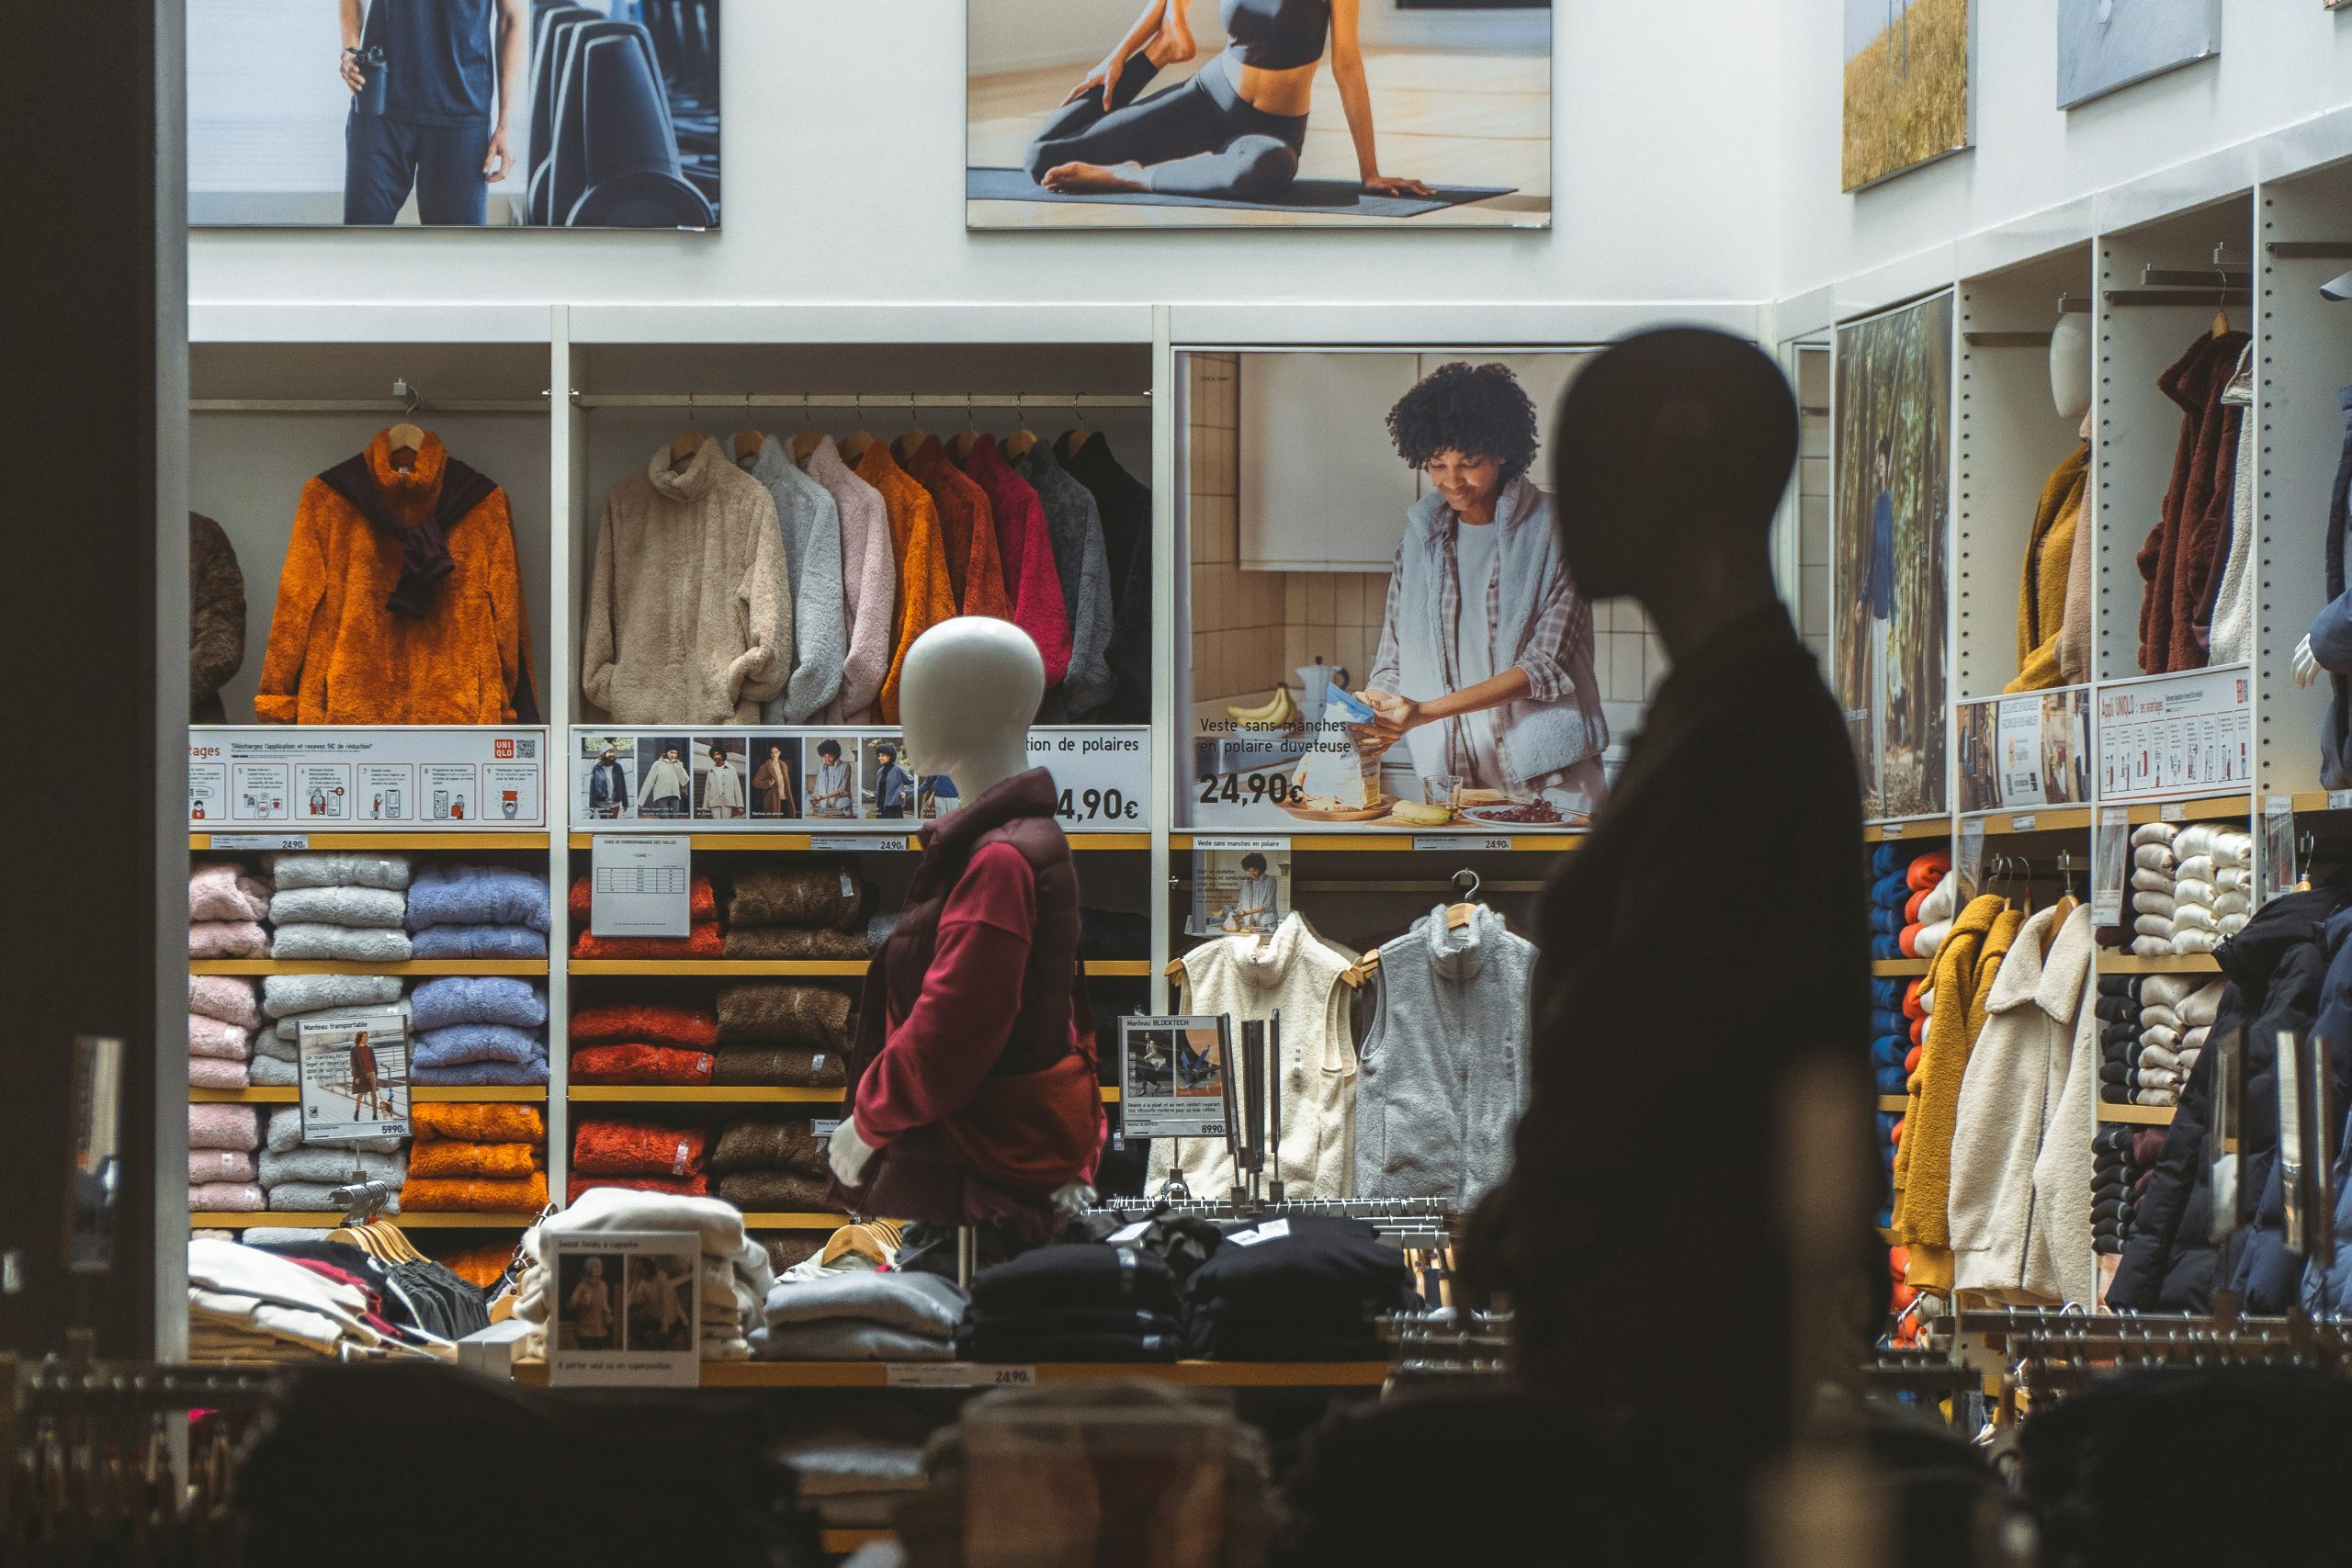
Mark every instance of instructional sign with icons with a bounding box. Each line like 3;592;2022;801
2094;667;2251;803
188;727;547;829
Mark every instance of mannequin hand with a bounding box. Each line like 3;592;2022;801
828;1118;877;1186
2295;636;2323;689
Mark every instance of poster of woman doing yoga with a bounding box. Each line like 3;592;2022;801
1834;290;1953;822
967;0;1552;230
1182;351;1638;833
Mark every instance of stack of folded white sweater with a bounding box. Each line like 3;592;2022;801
2167;826;2253;956
2131;976;2224;1107
515;1187;775;1360
259;1106;404;1214
251;975;408;1088
1912;872;1957;962
2129;824;2180;957
267;852;413;962
189;975;261;1091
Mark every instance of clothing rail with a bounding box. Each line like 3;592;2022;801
190;397;549;412
569;391;1152;410
1099;1195;1458;1222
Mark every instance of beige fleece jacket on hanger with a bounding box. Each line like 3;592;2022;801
1947;903;2098;1305
581;436;792;724
1148;912;1357;1200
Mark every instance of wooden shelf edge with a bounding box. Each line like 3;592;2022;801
2122;795;2253;825
192;1212;537;1229
188;959;550;976
1871;959;1931;976
567;959;1151;978
566;832;1148;852
1966;807;2092;835
191;1086;546;1104
2096;954;2222;974
508;1359;1390;1388
1876;1095;1908;1113
2098;1103;2178;1125
563;1086;1125;1104
1171;833;1583;852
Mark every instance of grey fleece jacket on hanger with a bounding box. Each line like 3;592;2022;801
1014;440;1116;719
1353;903;1536;1205
743;435;847;723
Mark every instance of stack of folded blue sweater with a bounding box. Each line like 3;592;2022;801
410;976;549;1086
406;864;551;958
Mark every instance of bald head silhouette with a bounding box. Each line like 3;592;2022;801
1552;328;1797;651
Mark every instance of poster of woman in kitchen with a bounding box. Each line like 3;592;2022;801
1182;351;1622;831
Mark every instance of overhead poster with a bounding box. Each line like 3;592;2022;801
1843;0;1973;191
2056;0;2219;108
967;0;1552;231
1834;291;1954;821
189;0;719;228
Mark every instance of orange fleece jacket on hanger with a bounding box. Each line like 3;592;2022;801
896;434;1012;622
2007;445;2091;693
856;440;960;721
1893;892;2005;1288
256;432;533;724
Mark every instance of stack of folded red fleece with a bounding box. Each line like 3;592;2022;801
570;1118;708;1202
568;874;722;959
399;1102;549;1213
570;1000;719;1085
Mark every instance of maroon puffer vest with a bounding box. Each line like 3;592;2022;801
830;768;1098;1234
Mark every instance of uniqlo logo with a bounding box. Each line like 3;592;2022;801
495;739;515;758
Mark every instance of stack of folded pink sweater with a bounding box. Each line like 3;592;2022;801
189;861;271;959
189;1103;265;1214
189;975;262;1090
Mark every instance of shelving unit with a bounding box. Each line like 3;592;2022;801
2097;954;2222;975
2098;1104;2177;1126
1871;959;1930;977
569;959;1150;978
564;831;1152;852
191;1087;547;1104
194;832;551;852
194;1212;538;1229
508;1359;1391;1389
190;959;549;976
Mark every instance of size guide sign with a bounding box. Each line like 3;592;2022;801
189;727;546;829
590;836;691;938
2095;667;2251;803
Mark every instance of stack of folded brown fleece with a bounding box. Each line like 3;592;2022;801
570;1117;709;1202
722;861;869;961
709;1118;837;1213
714;982;853;1088
399;1102;548;1213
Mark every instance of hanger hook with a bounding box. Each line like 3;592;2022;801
966;392;977;432
1453;867;1481;902
393;378;421;418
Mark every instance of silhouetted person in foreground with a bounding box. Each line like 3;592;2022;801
1456;328;1883;1562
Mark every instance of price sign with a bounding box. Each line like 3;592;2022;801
886;1362;1037;1388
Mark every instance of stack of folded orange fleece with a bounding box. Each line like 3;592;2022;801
399;1103;548;1213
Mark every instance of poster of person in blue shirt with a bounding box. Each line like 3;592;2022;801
1835;290;1952;820
187;0;720;228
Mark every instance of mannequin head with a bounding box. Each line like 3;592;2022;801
899;617;1045;801
2050;310;2092;423
1551;328;1796;650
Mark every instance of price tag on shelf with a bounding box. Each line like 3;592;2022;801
808;835;886;853
2331;792;2352;812
2160;802;2188;822
2009;813;2037;834
886;1362;1036;1388
810;1119;842;1138
1955;818;1985;905
1192;836;1291;853
1412;835;1513;852
210;833;310;852
590;835;690;938
1882;823;1905;839
2092;806;2129;928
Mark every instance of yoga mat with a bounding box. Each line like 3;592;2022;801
967;166;1515;219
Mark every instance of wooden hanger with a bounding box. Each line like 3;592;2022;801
385;423;424;470
668;427;705;468
949;401;983;463
789;427;824;462
1445;868;1483;931
1006;395;1039;460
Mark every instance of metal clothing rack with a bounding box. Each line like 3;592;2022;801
568;390;1152;411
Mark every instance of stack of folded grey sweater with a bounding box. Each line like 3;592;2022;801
259;1107;404;1213
267;852;413;962
251;975;407;1088
754;1269;968;1361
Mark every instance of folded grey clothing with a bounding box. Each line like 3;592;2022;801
751;1319;956;1361
268;886;407;929
239;1228;335;1247
263;974;404;1020
259;1147;405;1187
248;1055;297;1086
272;1001;413;1046
773;1436;926;1497
762;1269;967;1337
267;1182;400;1213
269;925;413;962
266;1106;401;1156
266;852;412;891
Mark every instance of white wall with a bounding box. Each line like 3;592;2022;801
188;0;1781;310
1778;0;2352;299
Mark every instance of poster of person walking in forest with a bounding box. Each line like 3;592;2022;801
1835;290;1951;821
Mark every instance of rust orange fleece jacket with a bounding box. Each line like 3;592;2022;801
257;432;534;725
1893;893;2005;1283
896;434;1012;622
856;439;960;722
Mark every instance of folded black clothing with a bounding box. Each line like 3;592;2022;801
2101;1021;2141;1048
1185;1298;1392;1337
962;1303;1181;1338
1079;907;1150;961
2100;1061;2132;1086
1184;1324;1385;1361
2093;1199;2128;1223
2095;1236;2122;1255
2097;975;2137;998
958;1327;1182;1362
2096;996;2141;1024
967;1243;1180;1316
1180;1216;1411;1317
2100;1084;2128;1103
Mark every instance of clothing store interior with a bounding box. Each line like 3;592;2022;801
22;2;2352;1564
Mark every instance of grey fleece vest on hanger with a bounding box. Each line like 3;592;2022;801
1353;904;1535;1204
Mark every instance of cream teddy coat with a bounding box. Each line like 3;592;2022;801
1948;904;2098;1305
582;436;792;724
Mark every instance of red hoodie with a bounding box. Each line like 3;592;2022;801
956;434;1072;688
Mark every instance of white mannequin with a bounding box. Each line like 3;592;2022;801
2051;310;2092;423
831;618;1046;1184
